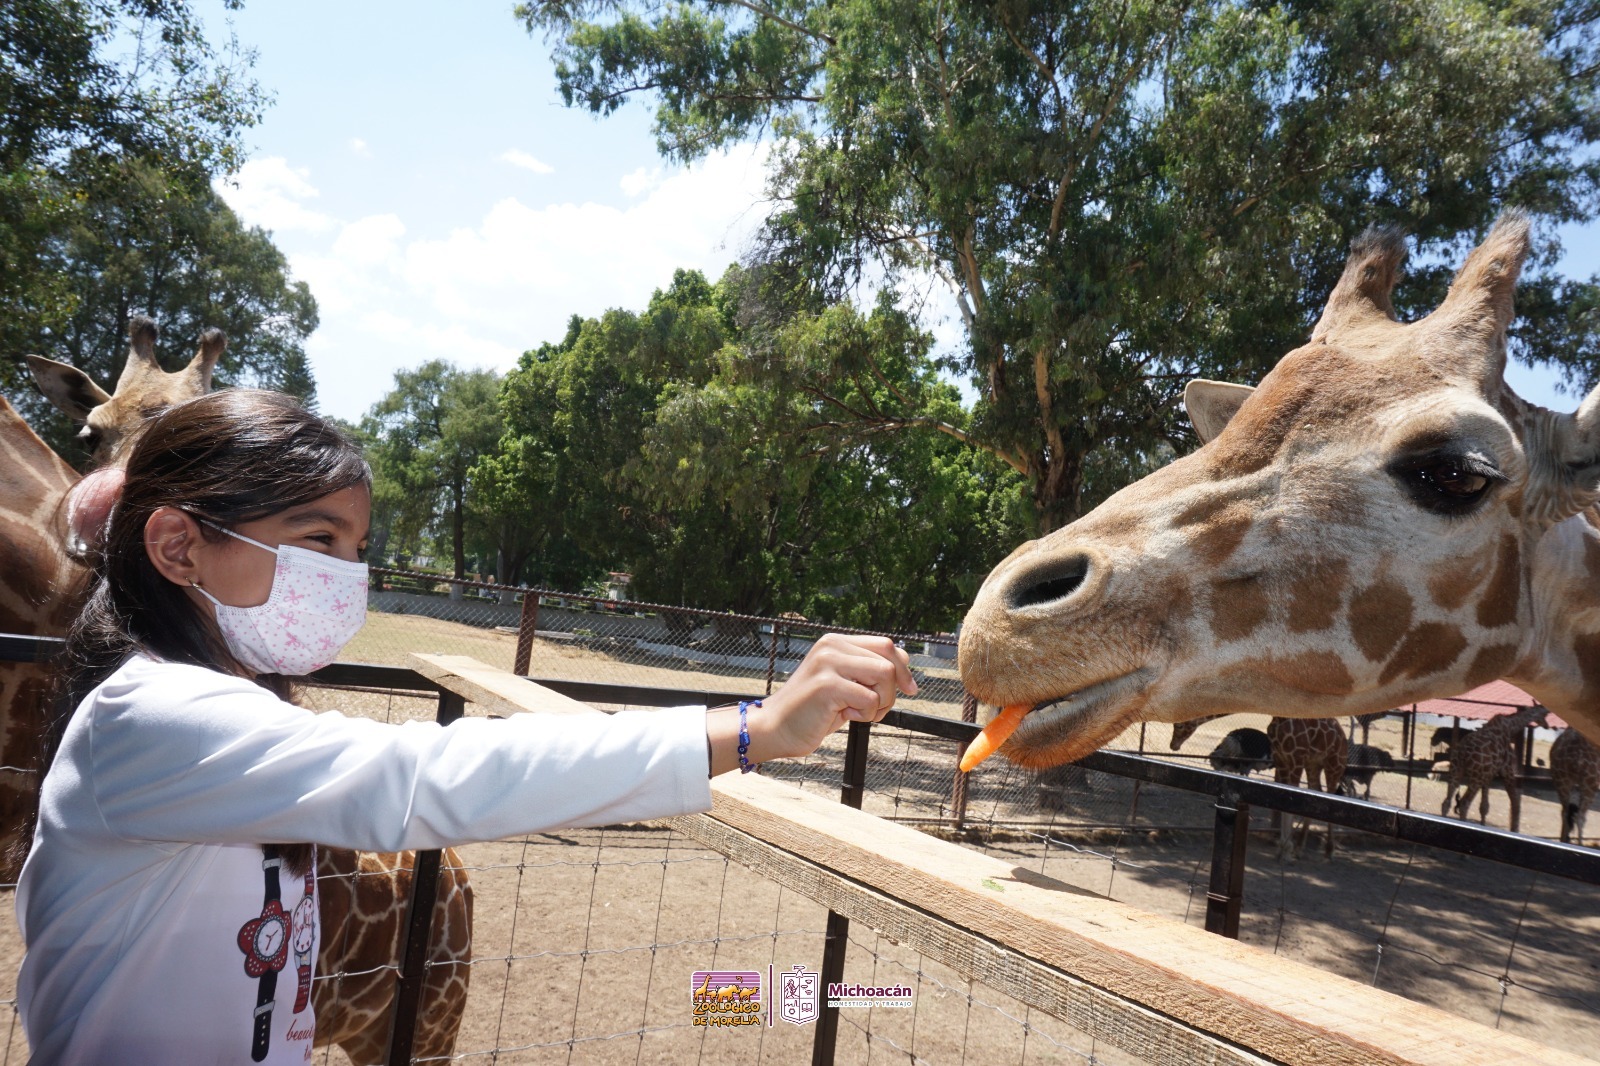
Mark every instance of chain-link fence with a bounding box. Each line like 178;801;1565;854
363;568;966;715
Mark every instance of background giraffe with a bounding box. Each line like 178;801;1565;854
1172;715;1349;857
6;320;472;1059
1267;717;1348;859
1550;728;1600;845
1439;706;1547;832
958;216;1600;810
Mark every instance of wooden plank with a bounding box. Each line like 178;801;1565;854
407;653;597;718
416;653;1585;1066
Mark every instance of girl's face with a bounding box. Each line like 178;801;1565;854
178;485;371;611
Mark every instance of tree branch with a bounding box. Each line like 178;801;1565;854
712;0;835;46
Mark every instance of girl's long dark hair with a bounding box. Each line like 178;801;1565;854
39;390;370;876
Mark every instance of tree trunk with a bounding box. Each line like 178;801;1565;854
1031;449;1084;535
449;483;466;601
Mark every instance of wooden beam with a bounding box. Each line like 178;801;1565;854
667;811;1275;1066
408;653;596;718
415;653;1585;1066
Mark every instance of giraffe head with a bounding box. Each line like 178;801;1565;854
959;212;1600;769
26;315;226;465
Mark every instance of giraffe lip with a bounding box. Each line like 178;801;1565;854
1026;669;1150;719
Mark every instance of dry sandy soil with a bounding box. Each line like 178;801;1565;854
1;611;1594;1064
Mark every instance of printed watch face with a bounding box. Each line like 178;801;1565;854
254;916;286;958
238;899;291;977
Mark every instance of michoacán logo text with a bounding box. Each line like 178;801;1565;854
825;982;914;1009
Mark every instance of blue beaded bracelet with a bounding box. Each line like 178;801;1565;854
738;700;761;773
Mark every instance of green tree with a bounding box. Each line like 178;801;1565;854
522;0;1600;531
364;363;504;587
488;269;1024;629
2;2;317;457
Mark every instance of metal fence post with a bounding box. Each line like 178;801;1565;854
512;590;540;676
812;720;871;1066
385;688;466;1066
766;623;780;696
1204;794;1249;940
951;693;978;831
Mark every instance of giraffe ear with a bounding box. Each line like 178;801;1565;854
1543;383;1600;521
1184;379;1255;445
26;355;112;422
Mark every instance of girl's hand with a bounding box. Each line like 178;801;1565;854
706;634;917;776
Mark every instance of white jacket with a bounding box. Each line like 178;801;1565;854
18;654;711;1064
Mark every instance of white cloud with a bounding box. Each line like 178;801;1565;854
332;214;406;265
214;157;334;234
349;138;371;157
500;149;554;174
620;166;661;197
274;145;773;420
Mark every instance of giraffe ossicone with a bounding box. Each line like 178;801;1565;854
959;212;1600;770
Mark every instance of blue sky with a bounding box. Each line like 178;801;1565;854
205;1;1596;422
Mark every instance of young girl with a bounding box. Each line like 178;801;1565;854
18;389;914;1064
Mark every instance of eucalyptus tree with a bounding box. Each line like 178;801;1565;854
521;0;1600;530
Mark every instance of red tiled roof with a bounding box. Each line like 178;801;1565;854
1400;680;1568;729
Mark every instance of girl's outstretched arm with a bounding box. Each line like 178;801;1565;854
705;634;916;777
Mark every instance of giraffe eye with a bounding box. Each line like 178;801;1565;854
1392;453;1501;515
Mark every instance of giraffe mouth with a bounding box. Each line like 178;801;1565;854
1025;669;1148;718
1003;668;1154;766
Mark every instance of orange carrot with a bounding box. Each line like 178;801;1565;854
959;703;1030;773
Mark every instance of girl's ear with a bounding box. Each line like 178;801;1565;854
145;507;206;587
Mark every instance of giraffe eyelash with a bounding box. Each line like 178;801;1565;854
1388;451;1505;516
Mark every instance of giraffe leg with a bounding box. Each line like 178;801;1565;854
1441;781;1457;819
1506;781;1521;834
1324;766;1345;858
1294;770;1319;858
1277;768;1303;860
1477;786;1490;825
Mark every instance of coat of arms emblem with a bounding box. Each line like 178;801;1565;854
779;964;819;1025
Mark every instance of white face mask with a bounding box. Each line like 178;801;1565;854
190;522;369;676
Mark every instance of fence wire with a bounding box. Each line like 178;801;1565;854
2;573;1597;1063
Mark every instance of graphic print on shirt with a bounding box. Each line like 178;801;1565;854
290;861;317;1014
238;847;291;1062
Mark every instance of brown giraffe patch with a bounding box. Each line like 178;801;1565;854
1286;558;1348;633
1210;575;1270;642
1188;508;1255;566
1576;630;1600;709
1427;554;1488;612
1254;650;1357;695
1378;622;1468;685
1173;492;1242;529
1349;580;1413;662
1476;535;1521;628
1583;531;1600;584
1465;642;1519;688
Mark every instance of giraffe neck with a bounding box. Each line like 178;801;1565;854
0;395;80;636
1501;507;1600;731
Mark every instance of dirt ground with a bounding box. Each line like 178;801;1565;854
2;611;1595;1064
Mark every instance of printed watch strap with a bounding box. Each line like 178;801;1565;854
252;846;283;1063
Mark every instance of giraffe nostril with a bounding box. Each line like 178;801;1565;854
1008;555;1090;610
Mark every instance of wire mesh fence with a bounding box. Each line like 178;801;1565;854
288;684;1145;1066
360;569;968;716
2;575;1598;1064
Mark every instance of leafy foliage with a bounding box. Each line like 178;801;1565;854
362;362;504;583
522;0;1600;529
486;269;1025;630
2;1;316;460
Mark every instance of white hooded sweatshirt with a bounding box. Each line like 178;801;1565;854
18;654;710;1064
